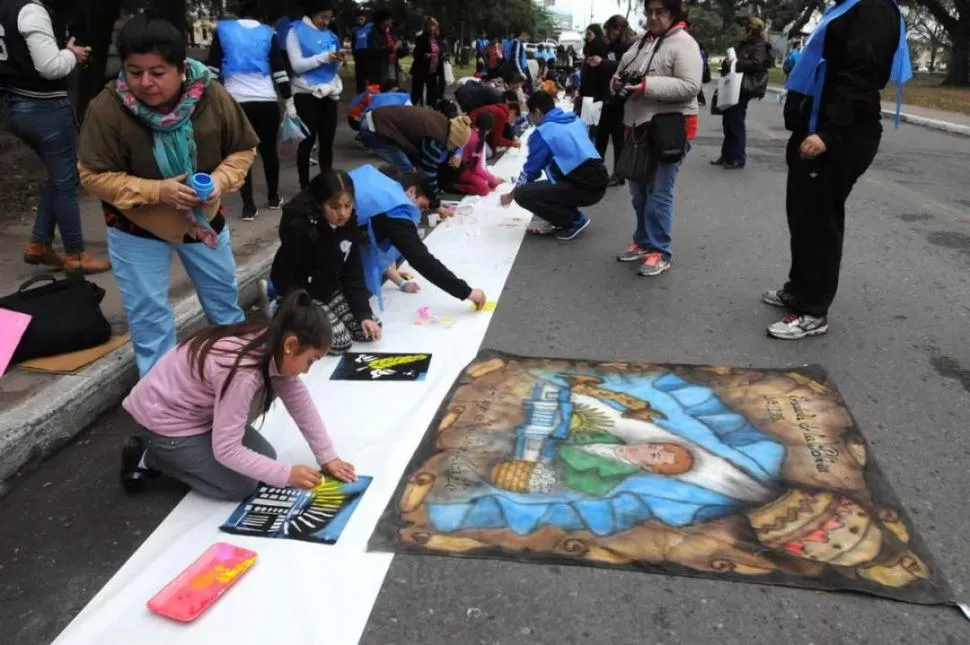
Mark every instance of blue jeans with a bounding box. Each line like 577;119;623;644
721;98;749;164
1;94;85;252
629;143;689;260
358;128;414;173
107;227;244;377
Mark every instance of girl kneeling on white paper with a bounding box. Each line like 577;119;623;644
119;291;356;500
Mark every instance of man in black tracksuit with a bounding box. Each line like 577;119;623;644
764;0;902;340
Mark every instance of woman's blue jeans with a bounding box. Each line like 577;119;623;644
2;94;85;252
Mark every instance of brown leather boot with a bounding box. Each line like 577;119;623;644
24;241;65;267
64;251;111;275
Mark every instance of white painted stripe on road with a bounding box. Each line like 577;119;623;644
53;148;536;645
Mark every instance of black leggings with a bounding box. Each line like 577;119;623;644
240;101;282;208
294;93;339;188
411;73;443;107
595;102;625;173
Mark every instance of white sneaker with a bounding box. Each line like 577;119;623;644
767;313;829;340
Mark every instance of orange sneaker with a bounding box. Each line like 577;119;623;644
24;241;65;267
64;252;111;275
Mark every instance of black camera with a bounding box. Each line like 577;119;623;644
614;70;645;104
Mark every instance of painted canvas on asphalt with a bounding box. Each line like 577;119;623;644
222;476;372;544
331;352;431;381
369;351;951;604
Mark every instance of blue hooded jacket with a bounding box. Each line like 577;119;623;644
517;108;603;187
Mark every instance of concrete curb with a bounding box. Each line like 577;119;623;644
0;243;279;485
765;86;970;138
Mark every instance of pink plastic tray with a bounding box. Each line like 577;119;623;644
147;543;257;622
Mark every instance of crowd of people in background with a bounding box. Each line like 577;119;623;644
0;0;911;499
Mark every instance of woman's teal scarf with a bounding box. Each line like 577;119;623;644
116;58;218;248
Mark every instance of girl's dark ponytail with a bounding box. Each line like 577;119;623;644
268;289;332;362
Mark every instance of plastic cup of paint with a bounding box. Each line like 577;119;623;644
189;173;214;202
428;213;440;228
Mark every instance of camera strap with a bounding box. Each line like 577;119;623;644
618;26;674;80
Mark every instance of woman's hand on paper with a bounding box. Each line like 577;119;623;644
323;458;357;483
288;465;323;489
499;191;515;207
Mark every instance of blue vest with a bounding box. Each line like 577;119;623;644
476;39;489;55
349;165;422;309
502;39;512;59
353;23;373;51
294;22;339;86
365;91;411;113
785;0;911;133
217;20;273;77
537;110;600;176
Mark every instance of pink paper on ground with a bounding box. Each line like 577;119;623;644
0;308;31;376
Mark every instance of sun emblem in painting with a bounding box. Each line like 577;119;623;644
569;403;614;436
286;479;347;537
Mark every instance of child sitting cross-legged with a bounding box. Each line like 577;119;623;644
453;112;505;196
120;290;357;501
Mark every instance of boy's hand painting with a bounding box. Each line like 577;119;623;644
499;192;514;207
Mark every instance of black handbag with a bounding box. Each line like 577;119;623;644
741;70;768;99
0;273;111;363
614;122;652;183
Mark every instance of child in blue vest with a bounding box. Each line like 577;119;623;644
285;2;345;188
499;91;608;241
207;4;292;221
765;0;911;340
352;10;373;93
349;164;487;310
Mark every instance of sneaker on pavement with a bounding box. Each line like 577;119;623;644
762;289;793;308
710;158;726;166
266;194;285;210
552;213;590;241
638;251;671;277
723;161;746;170
617;242;647;262
241;205;259;222
767;312;829;340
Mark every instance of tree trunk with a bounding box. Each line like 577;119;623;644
71;0;124;119
943;27;969;86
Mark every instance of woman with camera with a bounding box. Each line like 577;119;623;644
611;0;701;277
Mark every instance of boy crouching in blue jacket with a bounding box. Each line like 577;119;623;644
499;91;608;240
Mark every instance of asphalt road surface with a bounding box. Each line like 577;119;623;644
2;98;970;645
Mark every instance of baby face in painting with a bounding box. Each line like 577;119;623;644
615;443;694;475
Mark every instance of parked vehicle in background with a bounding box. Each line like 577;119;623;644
557;31;584;55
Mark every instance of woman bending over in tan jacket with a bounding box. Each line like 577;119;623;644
77;15;259;377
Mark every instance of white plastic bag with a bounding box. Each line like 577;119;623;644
580;97;603;126
716;47;743;111
279;114;309;156
443;61;455;85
